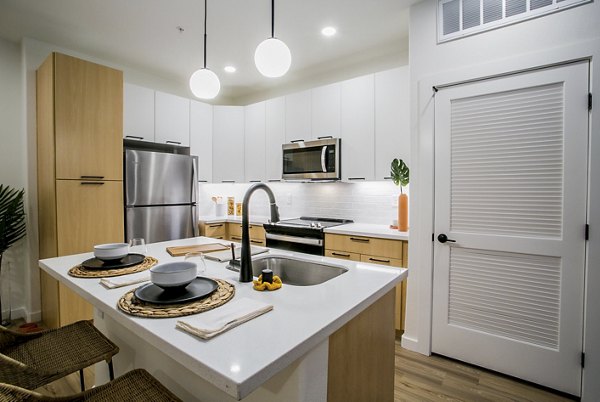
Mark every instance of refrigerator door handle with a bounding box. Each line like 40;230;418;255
192;156;199;237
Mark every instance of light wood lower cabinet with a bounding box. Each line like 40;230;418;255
199;222;226;239
326;233;407;331
199;221;266;246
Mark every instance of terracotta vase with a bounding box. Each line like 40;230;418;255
398;193;408;232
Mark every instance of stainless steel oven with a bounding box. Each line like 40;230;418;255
263;217;353;255
282;138;341;181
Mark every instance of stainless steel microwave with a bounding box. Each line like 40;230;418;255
282;138;341;180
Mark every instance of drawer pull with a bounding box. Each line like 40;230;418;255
348;177;366;181
125;135;144;140
81;181;104;185
250;240;262;244
231;236;242;241
350;237;370;243
208;224;223;228
80;175;104;180
290;139;304;143
216;236;224;239
369;257;390;264
332;252;351;258
166;140;181;145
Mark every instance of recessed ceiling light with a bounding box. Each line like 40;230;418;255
321;26;337;37
224;66;237;73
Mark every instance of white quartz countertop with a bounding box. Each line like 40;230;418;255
324;223;409;241
39;237;405;400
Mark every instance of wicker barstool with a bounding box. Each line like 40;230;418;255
0;320;119;392
0;368;183;401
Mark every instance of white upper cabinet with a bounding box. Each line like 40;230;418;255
190;100;213;183
341;74;375;181
265;97;286;182
285;90;312;143
155;91;190;146
212;106;245;183
123;83;155;142
312;83;341;140
375;66;410;181
244;102;266;183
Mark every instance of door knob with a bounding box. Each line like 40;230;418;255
437;234;456;243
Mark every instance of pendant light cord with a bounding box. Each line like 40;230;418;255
203;0;207;69
271;0;275;38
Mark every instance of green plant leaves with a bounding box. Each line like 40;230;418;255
390;158;409;187
0;185;26;255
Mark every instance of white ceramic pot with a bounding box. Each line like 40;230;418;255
150;261;197;289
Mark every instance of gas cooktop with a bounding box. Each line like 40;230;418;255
271;216;353;230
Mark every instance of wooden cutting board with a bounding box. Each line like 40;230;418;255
166;243;229;257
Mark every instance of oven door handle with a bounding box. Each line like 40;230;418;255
321;146;328;173
266;233;323;246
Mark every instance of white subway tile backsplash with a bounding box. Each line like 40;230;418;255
198;182;408;225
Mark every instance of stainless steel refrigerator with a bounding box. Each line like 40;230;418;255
124;149;198;243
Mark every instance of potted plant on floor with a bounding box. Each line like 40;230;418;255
0;185;26;326
391;159;409;232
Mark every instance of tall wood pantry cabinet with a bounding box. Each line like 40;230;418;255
37;52;124;328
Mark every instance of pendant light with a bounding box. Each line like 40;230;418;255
254;0;291;78
190;0;220;99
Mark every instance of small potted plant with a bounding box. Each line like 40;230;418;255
0;185;26;326
390;159;409;232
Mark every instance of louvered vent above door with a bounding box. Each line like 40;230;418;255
450;83;564;238
438;0;590;42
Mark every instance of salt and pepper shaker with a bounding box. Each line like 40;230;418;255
262;268;273;284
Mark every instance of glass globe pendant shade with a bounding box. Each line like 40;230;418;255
254;37;291;78
189;68;221;99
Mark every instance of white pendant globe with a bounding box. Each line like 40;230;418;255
189;68;221;99
254;37;291;78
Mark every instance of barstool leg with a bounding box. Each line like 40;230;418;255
108;359;115;381
79;369;85;391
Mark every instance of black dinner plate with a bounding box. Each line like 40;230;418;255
134;277;219;305
81;253;145;270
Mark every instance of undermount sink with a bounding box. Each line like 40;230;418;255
227;255;348;286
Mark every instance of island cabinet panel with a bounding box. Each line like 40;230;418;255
326;233;408;331
54;53;123;180
199;222;226;239
37;52;124;328
328;289;395;402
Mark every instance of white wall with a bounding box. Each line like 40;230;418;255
405;0;600;399
198;182;407;225
0;36;28;321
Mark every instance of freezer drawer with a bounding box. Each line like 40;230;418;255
126;205;197;244
125;149;196;206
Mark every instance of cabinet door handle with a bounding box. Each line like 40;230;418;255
80;181;104;185
383;176;392;180
80;175;104;180
199;180;208;183
208;224;223;228
166;140;181;145
348;177;366;181
369;257;390;264
268;179;281;182
221;180;235;183
231;235;242;241
250;240;262;244
249;180;261;183
290;139;304;143
125;135;144;140
332;252;351;257
317;136;333;139
350;237;370;243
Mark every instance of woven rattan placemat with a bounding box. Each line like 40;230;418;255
68;257;158;278
117;279;235;318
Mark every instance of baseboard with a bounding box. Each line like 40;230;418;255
401;334;430;355
26;309;42;323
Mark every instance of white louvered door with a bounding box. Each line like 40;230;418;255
432;62;589;396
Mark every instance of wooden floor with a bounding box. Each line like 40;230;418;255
30;338;577;401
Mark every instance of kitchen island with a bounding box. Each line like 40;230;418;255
39;236;406;401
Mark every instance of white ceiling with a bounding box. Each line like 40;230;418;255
0;0;413;101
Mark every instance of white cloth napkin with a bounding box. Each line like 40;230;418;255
176;297;273;340
99;272;151;289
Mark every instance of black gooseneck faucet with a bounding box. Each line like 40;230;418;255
240;183;280;282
